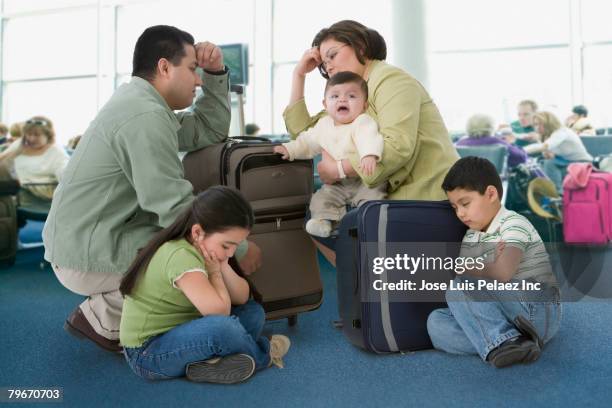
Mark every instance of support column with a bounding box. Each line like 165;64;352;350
391;0;428;88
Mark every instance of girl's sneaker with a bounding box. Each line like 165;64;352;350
186;354;255;384
268;335;291;368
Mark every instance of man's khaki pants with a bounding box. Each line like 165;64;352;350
52;264;123;341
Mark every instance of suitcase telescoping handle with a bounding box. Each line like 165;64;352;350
229;135;271;143
231;84;246;135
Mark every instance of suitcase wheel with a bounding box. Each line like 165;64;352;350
288;315;297;327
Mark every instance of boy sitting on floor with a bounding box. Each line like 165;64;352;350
427;156;561;368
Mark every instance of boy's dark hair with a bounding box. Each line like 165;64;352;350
324;71;368;100
132;25;194;81
442;156;503;198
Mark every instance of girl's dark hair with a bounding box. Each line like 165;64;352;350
312;20;387;68
120;186;254;296
132;25;195;81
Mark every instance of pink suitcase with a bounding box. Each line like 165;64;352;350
563;163;612;244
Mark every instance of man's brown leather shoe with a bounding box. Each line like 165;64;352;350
64;307;122;353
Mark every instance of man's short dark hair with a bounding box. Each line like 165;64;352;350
572;105;588;117
324;71;368;100
132;25;195;81
442;157;503;198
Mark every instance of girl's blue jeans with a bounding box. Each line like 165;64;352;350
123;300;271;380
427;277;562;361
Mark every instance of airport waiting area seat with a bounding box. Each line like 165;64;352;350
455;144;508;176
580;135;612;158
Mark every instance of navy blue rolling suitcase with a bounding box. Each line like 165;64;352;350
336;200;467;353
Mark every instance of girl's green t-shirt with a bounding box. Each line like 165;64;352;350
120;239;208;347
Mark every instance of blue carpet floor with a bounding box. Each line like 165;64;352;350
1;222;612;407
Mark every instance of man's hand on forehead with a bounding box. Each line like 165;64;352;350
195;41;224;72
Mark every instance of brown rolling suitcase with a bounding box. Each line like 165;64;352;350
183;136;322;325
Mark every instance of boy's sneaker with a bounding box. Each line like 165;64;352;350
306;219;332;237
514;315;543;349
486;336;541;368
186;354;255;384
268;335;291;368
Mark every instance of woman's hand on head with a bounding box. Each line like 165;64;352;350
294;47;322;77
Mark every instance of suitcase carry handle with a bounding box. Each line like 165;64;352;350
229;136;271;143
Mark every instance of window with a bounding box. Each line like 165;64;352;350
426;0;570;51
583;45;612;128
3;0;612;145
580;0;612;43
429;48;572;131
426;0;574;131
2;9;98;80
3;78;98;144
2;0;96;14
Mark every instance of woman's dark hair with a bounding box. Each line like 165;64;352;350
312;20;387;78
132;25;195;81
120;186;254;296
441;157;503;198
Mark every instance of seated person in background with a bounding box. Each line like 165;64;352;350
0;123;8;146
274;71;385;238
0;116;69;210
509;100;540;147
245;123;260;136
565;105;595;136
428;157;560;368
455;114;527;169
525;111;592;192
9;122;23;143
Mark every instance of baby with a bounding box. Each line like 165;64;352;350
274;71;385;237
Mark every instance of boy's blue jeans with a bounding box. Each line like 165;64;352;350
123;300;271;380
427;277;562;361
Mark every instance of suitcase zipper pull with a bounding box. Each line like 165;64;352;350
276;217;281;230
